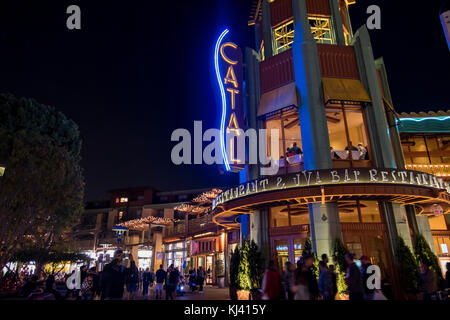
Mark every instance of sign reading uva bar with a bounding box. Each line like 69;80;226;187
212;168;450;209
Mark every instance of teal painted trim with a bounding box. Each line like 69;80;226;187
397;118;450;133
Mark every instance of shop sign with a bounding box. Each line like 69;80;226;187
212;168;450;209
214;29;245;172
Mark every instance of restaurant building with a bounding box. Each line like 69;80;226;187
398;111;450;271
211;0;450;298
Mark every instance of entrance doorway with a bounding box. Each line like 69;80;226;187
271;235;307;271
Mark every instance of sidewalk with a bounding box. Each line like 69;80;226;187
133;285;229;301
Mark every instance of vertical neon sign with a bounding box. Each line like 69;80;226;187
214;29;245;172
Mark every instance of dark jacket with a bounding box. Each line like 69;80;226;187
125;266;139;284
318;270;332;296
101;260;125;299
295;268;319;299
155;269;167;284
346;263;364;294
142;271;151;283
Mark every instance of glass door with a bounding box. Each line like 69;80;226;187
274;239;289;271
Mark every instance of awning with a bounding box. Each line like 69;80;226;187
322;77;371;103
257;82;298;117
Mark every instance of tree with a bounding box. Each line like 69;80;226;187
229;247;240;289
302;238;319;279
332;238;350;294
413;233;444;289
0;94;85;271
395;237;420;294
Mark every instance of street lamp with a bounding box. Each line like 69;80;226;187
112;225;128;249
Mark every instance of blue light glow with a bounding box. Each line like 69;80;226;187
214;29;231;172
398;116;450;122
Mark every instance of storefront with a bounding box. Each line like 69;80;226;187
165;241;187;270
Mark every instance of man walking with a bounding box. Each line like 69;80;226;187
345;253;364;301
154;264;166;300
101;250;126;300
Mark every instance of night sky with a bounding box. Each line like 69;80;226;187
0;1;448;201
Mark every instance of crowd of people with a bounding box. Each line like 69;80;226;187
4;249;450;300
11;249;209;300
262;253;450;300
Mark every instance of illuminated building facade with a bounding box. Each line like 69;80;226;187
211;0;450;298
398;111;450;271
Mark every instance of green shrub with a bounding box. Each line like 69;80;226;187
413;233;444;289
395;237;420;294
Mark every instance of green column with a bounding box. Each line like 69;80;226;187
329;0;346;45
292;0;332;171
352;26;396;169
261;0;273;58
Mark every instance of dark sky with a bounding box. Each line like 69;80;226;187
0;1;448;201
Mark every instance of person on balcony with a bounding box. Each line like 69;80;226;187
357;143;368;160
290;142;303;155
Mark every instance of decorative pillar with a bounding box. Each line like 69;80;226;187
328;0;346;45
249;209;271;265
352;25;396;169
416;215;436;254
292;0;333;171
308;202;342;257
261;0;273;58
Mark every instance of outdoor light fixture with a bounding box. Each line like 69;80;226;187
0;164;5;177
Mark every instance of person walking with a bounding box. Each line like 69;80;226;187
262;260;282;300
282;261;295;300
101;249;126;300
345;253;364;301
197;266;205;293
360;255;375;300
155;264;166;300
165;264;178;300
328;264;338;300
125;259;139;300
420;260;438;300
81;272;95;300
44;274;62;300
292;255;319;300
318;261;332;300
142;268;151;297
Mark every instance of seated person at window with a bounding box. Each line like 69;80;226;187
345;141;358;151
290;142;303;155
357;143;368;160
286;148;295;157
330;147;339;160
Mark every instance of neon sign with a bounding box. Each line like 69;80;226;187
214;29;245;172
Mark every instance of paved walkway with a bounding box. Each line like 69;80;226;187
133;285;229;301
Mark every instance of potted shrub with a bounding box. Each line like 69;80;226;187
229;247;240;300
236;240;264;300
414;233;444;290
395;237;420;300
215;259;225;288
332;238;350;300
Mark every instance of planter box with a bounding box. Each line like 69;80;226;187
237;290;250;300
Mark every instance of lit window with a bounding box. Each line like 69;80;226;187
440;244;448;254
273;20;295;54
118;211;124;220
308;16;335;44
120;197;128;203
115;197;119;204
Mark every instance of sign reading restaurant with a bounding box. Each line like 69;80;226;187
212;168;450;209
